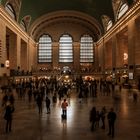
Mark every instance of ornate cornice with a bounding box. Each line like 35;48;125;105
0;5;34;44
97;0;140;46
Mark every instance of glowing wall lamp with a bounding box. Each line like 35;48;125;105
5;60;10;68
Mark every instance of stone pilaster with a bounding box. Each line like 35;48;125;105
135;18;140;65
9;33;17;69
101;40;105;73
21;40;28;71
52;42;59;68
0;18;7;76
128;20;136;68
17;35;21;68
94;44;98;72
73;42;80;72
112;35;117;70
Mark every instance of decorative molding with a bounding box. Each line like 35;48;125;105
97;0;140;46
0;5;35;44
29;10;102;41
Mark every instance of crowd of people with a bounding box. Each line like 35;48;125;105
89;106;117;138
0;75;139;137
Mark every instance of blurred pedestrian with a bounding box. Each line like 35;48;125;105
4;101;15;133
107;108;117;138
61;99;68;119
133;91;138;103
100;106;107;129
89;106;96;131
45;96;51;114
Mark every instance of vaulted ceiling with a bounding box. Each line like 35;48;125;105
0;0;135;41
20;0;114;25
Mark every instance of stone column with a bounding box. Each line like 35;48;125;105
52;42;59;69
135;18;140;65
17;35;21;69
101;39;105;73
21;40;28;71
112;35;117;71
9;33;17;69
32;42;38;72
105;40;113;70
97;43;103;73
128;19;136;73
94;44;99;72
73;42;80;73
0;18;7;76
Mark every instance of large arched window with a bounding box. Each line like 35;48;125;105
20;20;27;31
5;3;16;20
59;34;73;62
38;34;52;63
80;35;94;63
101;15;113;32
107;20;113;31
117;3;128;19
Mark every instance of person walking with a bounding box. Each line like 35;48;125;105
4;101;15;133
133;91;138;103
61;99;68;119
36;93;43;115
89;106;97;131
45;96;51;114
107;108;117;138
100;106;107;129
95;110;100;128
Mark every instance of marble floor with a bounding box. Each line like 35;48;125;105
0;87;140;140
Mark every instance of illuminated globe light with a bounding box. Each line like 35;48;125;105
123;53;128;60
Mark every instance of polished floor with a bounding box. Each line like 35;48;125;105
0;87;140;140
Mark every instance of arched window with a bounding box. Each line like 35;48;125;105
20;20;27;31
117;3;128;19
80;35;94;63
59;34;73;62
5;3;16;20
38;34;52;63
107;20;113;31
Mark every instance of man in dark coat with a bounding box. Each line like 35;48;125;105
107;108;117;138
89;106;97;131
45;96;51;113
4;101;15;133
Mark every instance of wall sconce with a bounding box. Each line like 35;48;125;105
5;60;10;68
123;53;128;60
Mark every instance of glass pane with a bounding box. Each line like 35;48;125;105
80;35;94;63
59;34;73;62
20;20;26;31
118;4;128;19
107;20;113;31
38;35;52;63
5;4;16;20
